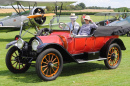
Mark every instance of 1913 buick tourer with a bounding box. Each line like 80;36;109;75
4;0;130;81
6;21;127;81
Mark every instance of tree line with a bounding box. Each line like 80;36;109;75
46;2;130;12
114;7;129;12
46;3;112;11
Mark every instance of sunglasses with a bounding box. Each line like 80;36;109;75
85;19;89;21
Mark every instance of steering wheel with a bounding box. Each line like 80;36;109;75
36;28;51;36
59;22;70;30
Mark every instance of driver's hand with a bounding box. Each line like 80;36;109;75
59;25;63;29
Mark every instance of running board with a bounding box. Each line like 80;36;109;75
76;58;107;63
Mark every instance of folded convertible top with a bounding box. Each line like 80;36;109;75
94;26;130;37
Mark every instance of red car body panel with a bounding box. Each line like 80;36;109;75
38;31;119;54
38;35;64;46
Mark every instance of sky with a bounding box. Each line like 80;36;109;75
0;0;130;8
76;0;130;8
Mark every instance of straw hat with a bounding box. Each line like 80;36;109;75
84;15;91;20
70;13;77;19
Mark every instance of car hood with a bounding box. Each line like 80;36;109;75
37;35;64;46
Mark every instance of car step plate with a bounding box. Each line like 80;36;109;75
76;58;107;63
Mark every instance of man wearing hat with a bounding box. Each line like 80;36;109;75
66;13;80;34
78;15;98;35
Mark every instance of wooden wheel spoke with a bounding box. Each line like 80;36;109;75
48;55;50;61
108;60;110;63
12;61;17;65
51;55;54;62
117;50;119;53
112;48;114;53
108;53;111;55
107;56;111;59
46;69;49;75
14;51;18;56
109;51;111;54
113;60;115;65
42;62;48;64
110;48;113;53
50;68;51;75
15;62;18;68
19;63;20;69
11;59;16;61
115;61;117;64
52;58;57;63
113;59;116;62
110;61;113;66
12;55;16;58
45;58;49;62
53;66;58;69
43;67;48;73
110;60;112;63
42;65;48;68
113;47;116;52
53;62;58;64
51;67;55;72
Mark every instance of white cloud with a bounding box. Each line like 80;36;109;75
75;0;130;8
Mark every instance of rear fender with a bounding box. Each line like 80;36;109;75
37;43;76;62
100;38;126;57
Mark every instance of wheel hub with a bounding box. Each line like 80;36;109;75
15;57;19;62
111;53;116;60
48;62;54;68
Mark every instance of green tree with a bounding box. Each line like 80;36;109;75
46;6;53;11
78;3;86;9
107;6;111;9
114;7;129;12
75;5;82;10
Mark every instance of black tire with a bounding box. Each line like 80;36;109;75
36;48;63;81
104;43;122;69
6;46;31;73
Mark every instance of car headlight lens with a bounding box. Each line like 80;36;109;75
32;39;39;51
17;38;24;49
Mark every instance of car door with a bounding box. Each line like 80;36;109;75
84;36;95;52
93;37;105;51
73;37;86;54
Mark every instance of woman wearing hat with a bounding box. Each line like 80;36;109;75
78;15;98;35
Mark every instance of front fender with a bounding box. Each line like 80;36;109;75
37;43;50;53
36;43;76;62
6;40;17;49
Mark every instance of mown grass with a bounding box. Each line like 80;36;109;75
0;15;130;86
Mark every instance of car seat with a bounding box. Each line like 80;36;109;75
90;28;97;36
72;26;81;35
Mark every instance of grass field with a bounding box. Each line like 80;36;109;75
0;15;130;86
0;9;29;13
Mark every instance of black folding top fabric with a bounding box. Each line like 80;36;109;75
94;26;130;37
113;26;130;35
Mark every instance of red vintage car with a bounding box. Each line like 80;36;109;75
5;22;126;81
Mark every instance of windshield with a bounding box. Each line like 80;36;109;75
50;16;71;30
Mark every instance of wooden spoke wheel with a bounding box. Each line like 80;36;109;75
6;46;31;73
36;48;63;81
104;43;122;69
